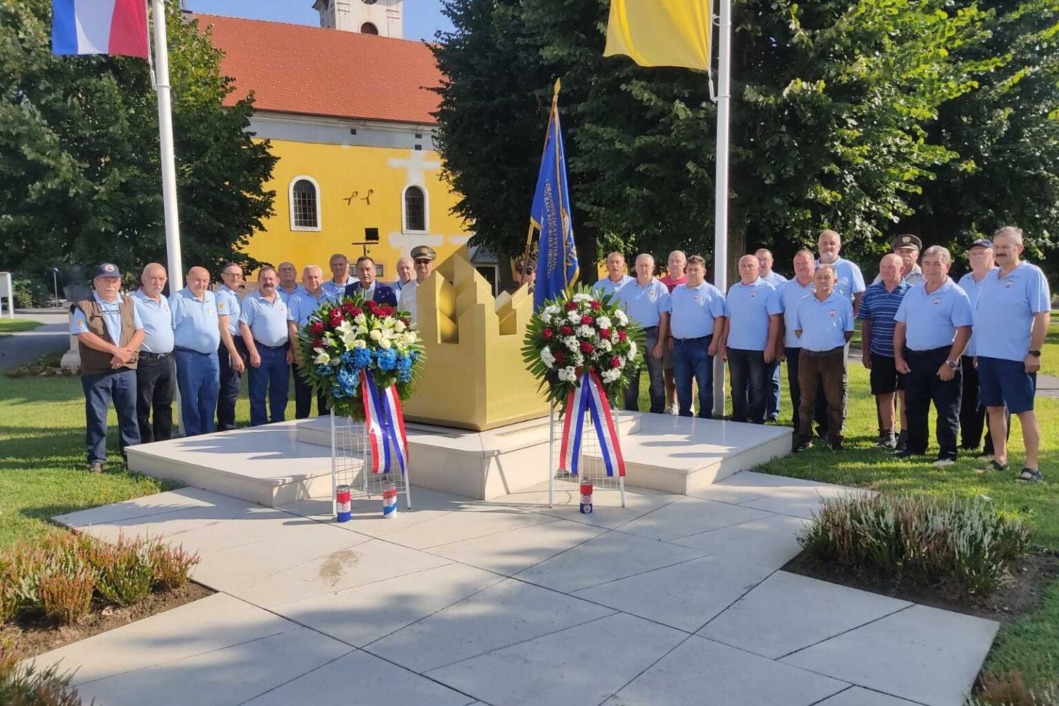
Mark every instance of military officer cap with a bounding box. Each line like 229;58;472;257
93;262;122;278
891;234;922;252
410;245;437;262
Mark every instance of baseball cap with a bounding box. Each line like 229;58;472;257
410;245;437;262
891;234;922;251
93;263;122;278
970;238;993;249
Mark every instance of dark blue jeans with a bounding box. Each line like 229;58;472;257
248;344;290;426
673;336;714;418
175;348;220;437
728;347;768;424
82;368;140;464
625;327;665;413
217;337;245;431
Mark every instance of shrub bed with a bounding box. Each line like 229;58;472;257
0;532;198;626
799;494;1033;596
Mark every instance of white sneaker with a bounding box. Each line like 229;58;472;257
933;458;957;468
665;404;679;416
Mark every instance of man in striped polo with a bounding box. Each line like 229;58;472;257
859;253;911;450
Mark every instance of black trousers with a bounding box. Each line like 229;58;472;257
136;353;175;443
217;338;246;431
905;347;962;459
785;347;803;428
728;348;767;424
959;355;1008;455
293;360;329;419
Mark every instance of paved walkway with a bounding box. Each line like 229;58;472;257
0;311;69;371
39;472;997;706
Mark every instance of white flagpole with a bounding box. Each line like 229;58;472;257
712;0;731;417
151;0;184;292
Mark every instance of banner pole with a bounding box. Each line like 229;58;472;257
712;0;731;418
152;0;184;293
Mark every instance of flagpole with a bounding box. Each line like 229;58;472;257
152;0;184;293
712;0;731;418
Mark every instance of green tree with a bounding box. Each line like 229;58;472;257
0;0;276;279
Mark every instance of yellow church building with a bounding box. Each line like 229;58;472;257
195;3;481;284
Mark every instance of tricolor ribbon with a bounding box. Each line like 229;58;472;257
360;370;409;474
558;372;626;477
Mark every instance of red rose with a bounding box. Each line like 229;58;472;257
312;338;323;348
611;356;622;369
565;301;578;311
554;350;566;364
580;341;595;354
542;328;554;340
618;331;628;342
599;329;611;339
310;322;325;335
342;302;357;314
560;326;573;336
581;315;594;325
380;305;394;317
591;301;602;310
329;308;341;319
350;306;363;316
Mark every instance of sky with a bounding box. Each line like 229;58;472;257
184;0;453;41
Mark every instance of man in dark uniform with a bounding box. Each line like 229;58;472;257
71;263;145;473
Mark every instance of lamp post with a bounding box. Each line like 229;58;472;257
51;267;60;304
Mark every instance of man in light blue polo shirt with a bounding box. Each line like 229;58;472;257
616;253;671;413
776;250;816;430
277;261;303;304
215;262;246;431
722;255;781;424
240;266;292;426
323;253;354;300
171;266;222;437
130;263;176;443
957;239;1004;458
668;255;726;418
288;265;331;419
974;226;1051;482
816;229;867;313
756;248;787;421
894;246;973;466
594;252;634;298
793;264;855;450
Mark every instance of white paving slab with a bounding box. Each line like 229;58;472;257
488;482;684;530
75;626;351;706
574;555;776;632
242;649;478;706
369;577;616;672
426;613;687;706
739;483;870;519
618;495;776;541
53;487;241;528
816;687;924;706
606;635;848;706
782;604;999;706
29;594;295;686
515;529;705;593
426;516;605;575
700;571;911;658
671;512;808;569
274;562;503;647
232;537;454;607
382;502;554;550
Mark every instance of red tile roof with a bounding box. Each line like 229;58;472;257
191;13;441;125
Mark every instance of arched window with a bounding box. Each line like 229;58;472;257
289;176;321;231
360;22;378;35
402;185;427;233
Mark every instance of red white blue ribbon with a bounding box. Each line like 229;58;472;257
360;371;409;474
558;372;626;477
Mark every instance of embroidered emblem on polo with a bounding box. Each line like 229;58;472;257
932;298;942;306
1005;281;1014;289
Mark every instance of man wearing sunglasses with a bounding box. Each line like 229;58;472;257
398;245;436;324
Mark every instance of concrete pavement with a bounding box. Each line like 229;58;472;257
0;311;69;371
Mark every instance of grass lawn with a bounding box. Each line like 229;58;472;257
0;319;40;338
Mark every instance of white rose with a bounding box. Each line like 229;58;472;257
540;347;555;369
627;341;638;360
379;338;392;350
567;310;581;323
313;348;331;365
369;329;383;341
395;319;407;333
596;316;612;330
614;310;628;326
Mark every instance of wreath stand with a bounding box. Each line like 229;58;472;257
330;413;412;516
547;402;626;509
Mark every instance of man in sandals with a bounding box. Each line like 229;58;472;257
973;226;1051;482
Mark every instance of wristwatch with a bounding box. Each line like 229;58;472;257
945;359;958;369
1028;350;1042;357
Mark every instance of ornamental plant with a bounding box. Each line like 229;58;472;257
522;285;646;407
296;294;425;420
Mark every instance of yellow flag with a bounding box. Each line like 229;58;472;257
604;0;712;72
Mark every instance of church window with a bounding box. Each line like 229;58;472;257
403;186;427;233
361;22;379;35
290;177;321;231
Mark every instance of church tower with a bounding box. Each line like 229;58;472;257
312;0;404;39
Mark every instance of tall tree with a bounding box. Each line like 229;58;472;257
0;0;276;278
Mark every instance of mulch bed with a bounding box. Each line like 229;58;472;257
783;549;1059;623
4;582;214;660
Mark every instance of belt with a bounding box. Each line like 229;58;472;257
906;346;950;355
254;341;289;351
674;334;712;342
138;351;172;360
174;346;213;355
801;345;845;357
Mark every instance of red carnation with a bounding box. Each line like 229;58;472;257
379;305;394;317
312;338;323;348
554;350;566;364
329;308;341;319
351;306;363;317
611;356;622;369
565;300;578;311
581;315;594;325
542;328;554;340
580;341;595;354
342;302;357;314
560;326;573;336
599;329;611;339
310;322;325;335
618;331;628;342
591;300;602;310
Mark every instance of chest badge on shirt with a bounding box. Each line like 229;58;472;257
828;310;837;318
1005;280;1014;289
648;289;657;302
207;307;217;316
932;298;942;306
749;291;757;298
